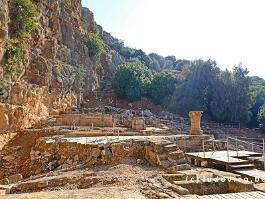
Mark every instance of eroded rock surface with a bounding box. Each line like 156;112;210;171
0;0;8;63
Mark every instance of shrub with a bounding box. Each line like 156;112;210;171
9;0;40;37
85;32;104;58
6;0;39;77
1;0;39;98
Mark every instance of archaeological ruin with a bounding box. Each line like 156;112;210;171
1;0;265;198
1;91;265;199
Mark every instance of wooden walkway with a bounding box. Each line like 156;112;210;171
186;150;261;171
179;191;265;198
186;150;261;160
234;168;265;182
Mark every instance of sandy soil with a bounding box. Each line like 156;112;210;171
2;186;146;199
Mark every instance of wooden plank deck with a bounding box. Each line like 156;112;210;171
186;150;261;161
186;151;261;164
234;168;265;182
186;150;261;171
178;191;265;198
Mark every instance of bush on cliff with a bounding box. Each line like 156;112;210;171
1;0;39;98
9;0;40;38
86;32;104;58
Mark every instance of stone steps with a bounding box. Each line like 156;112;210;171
157;142;190;172
168;150;185;159
229;164;255;171
163;144;178;152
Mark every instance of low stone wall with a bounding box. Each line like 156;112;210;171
28;136;189;176
132;117;146;130
171;135;212;152
29;138;145;175
124;117;146;130
55;114;115;127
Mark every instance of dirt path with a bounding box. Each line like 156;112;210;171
2;186;146;199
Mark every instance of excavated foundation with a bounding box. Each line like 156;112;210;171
28;136;191;176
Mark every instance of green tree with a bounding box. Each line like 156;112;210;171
232;66;251;124
112;60;153;101
248;76;265;127
209;70;235;122
172;59;219;116
149;71;178;105
258;103;265;132
209;65;251;124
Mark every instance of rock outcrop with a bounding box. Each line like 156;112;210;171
0;0;127;132
0;0;8;65
22;0;124;92
0;83;77;132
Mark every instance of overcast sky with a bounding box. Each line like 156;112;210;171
82;0;265;78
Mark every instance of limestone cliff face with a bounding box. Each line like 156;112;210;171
0;0;125;132
23;0;97;91
23;0;124;92
0;0;8;65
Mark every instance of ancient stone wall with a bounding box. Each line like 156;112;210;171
124;117;146;130
55;114;115;127
132;117;146;130
168;136;208;152
30;139;145;175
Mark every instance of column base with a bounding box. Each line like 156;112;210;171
189;130;203;135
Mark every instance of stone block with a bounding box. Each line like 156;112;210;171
0;178;9;185
8;174;23;184
91;148;101;158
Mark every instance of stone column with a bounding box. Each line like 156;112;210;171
189;111;203;135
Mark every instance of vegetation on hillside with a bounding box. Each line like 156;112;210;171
149;71;179;105
107;39;189;71
112;57;265;130
85;31;104;58
258;104;265;132
109;35;265;130
249;77;265;128
0;0;39;98
112;60;153;101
